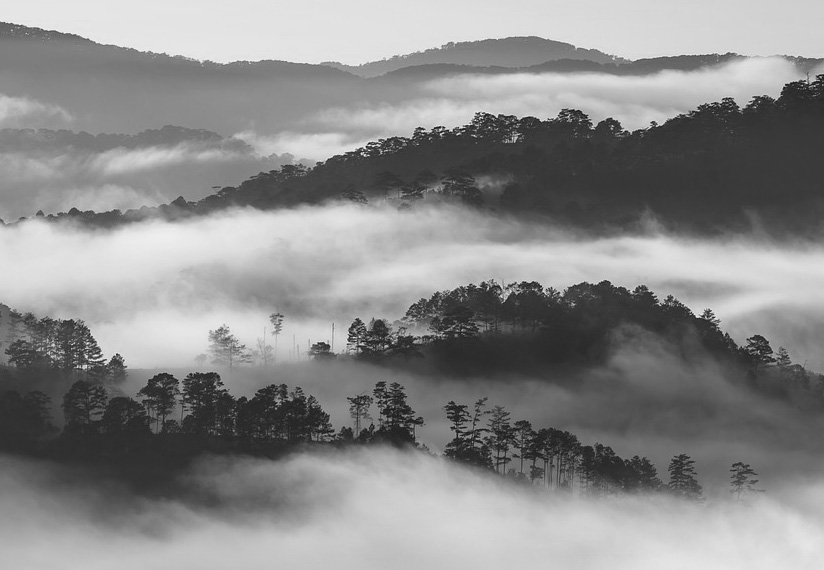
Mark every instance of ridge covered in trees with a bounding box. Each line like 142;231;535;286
0;371;762;502
14;76;824;236
338;280;823;409
0;281;800;501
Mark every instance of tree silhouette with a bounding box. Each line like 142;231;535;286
269;312;284;362
181;372;228;436
668;454;703;500
347;318;368;355
347;394;373;438
62;380;108;433
730;462;762;500
745;335;775;374
308;341;334;360
137;373;180;433
208;324;251;371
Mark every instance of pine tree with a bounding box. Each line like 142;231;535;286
668;453;703;500
269;312;284;362
62;380;108;433
137;373;180;433
730;462;762;500
346;318;368;355
347;394;373;437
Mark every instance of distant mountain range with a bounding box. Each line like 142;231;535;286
2;21;823;224
1;21;820;135
322;37;627;77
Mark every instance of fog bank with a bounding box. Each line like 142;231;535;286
1;449;821;570
1;204;824;368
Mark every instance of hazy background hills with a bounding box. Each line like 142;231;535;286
322;36;627;76
0;21;821;220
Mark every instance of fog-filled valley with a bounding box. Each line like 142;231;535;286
3;449;824;570
2;16;824;570
3;204;824;369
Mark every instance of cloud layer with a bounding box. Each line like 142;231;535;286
0;93;72;128
1;449;823;570
243;58;804;159
0;142;287;220
1;203;823;370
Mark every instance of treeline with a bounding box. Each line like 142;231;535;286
0;375;761;500
339;280;824;408
19;76;824;235
1;308;127;383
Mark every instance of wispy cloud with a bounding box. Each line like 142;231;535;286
0;93;72;127
0;143;270;219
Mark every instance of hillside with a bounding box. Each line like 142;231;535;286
22;76;824;236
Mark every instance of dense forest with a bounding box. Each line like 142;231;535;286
0;281;809;500
0;368;760;502
14;76;824;235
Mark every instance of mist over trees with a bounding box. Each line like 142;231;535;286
20;76;824;237
0;365;760;502
0;279;809;504
0;307;127;392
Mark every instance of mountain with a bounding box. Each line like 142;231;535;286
0;22;364;135
323;37;626;77
2;22;819;138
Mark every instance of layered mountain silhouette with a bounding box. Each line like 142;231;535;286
2;21;819;136
322;37;626;77
13;75;824;237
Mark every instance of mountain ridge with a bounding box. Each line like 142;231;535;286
322;36;628;77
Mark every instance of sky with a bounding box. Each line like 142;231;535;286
3;0;823;64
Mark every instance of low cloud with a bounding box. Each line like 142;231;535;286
0;143;271;219
1;449;823;570
0;93;72;128
1;204;823;369
233;130;365;163
87;144;241;177
262;58;803;160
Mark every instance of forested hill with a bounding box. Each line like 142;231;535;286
0;280;815;494
20;76;824;235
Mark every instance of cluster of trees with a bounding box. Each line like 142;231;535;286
0;389;54;447
30;76;824;235
200;312;287;370
0;375;764;500
441;396;703;497
340;280;823;409
2;308;126;383
58;372;335;444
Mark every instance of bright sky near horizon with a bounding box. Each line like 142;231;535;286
3;0;822;64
